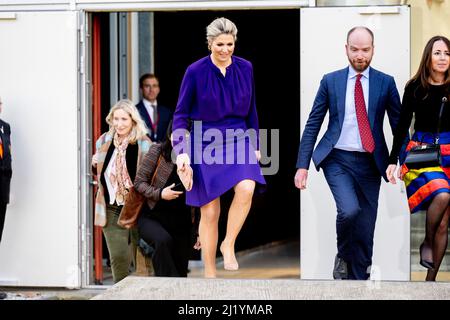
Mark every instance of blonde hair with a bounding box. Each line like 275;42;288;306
206;17;238;50
106;99;148;143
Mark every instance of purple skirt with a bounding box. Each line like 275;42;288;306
186;118;266;207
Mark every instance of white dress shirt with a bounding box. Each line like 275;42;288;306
334;65;370;152
105;149;118;205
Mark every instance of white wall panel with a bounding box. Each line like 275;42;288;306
0;11;80;287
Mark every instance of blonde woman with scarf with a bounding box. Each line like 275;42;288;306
92;99;151;283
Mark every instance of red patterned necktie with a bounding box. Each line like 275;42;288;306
355;74;375;153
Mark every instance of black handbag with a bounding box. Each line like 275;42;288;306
404;142;441;169
404;97;447;169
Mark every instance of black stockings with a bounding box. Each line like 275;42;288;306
425;206;450;281
423;193;450;281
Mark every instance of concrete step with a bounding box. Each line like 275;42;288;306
92;276;450;300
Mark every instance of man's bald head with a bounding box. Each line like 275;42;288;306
347;26;374;46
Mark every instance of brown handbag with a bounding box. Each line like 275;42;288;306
117;155;162;229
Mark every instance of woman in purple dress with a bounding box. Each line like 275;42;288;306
172;17;266;278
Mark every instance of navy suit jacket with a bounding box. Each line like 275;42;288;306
0;119;12;203
296;67;401;181
136;101;173;142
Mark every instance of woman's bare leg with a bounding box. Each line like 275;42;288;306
199;198;221;278
220;179;255;270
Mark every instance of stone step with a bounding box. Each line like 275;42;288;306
92;276;450;300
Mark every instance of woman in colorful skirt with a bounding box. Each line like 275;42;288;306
172;17;266;278
386;36;450;281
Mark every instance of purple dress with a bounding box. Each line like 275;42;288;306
173;55;266;207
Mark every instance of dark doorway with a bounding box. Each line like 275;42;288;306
153;10;300;252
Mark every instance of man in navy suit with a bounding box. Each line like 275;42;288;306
0;97;12;299
294;27;401;280
136;74;172;142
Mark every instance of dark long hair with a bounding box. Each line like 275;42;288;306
161;119;173;162
408;36;450;94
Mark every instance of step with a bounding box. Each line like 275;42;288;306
92;276;450;300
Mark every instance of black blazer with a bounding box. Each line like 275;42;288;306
0;119;12;203
136;101;172;142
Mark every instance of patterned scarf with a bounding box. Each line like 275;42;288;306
110;132;133;205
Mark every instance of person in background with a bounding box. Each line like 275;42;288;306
134;121;192;277
386;36;450;281
0;96;12;300
92;99;151;283
136;74;173;142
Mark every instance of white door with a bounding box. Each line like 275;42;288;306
300;6;410;280
0;11;80;287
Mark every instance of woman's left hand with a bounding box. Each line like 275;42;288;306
255;150;261;162
386;164;397;184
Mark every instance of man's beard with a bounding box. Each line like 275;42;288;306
350;59;371;72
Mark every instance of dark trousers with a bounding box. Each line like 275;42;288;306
0;202;6;243
137;208;190;277
321;149;381;280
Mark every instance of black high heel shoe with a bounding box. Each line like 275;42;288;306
419;243;435;269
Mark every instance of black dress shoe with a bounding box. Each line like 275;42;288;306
0;291;7;300
333;255;348;280
419;243;435;270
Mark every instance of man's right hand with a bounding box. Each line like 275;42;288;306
294;168;308;190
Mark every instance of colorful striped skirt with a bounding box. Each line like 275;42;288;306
400;131;450;213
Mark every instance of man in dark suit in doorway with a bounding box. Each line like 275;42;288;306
136;73;172;142
294;27;401;280
0;97;12;299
